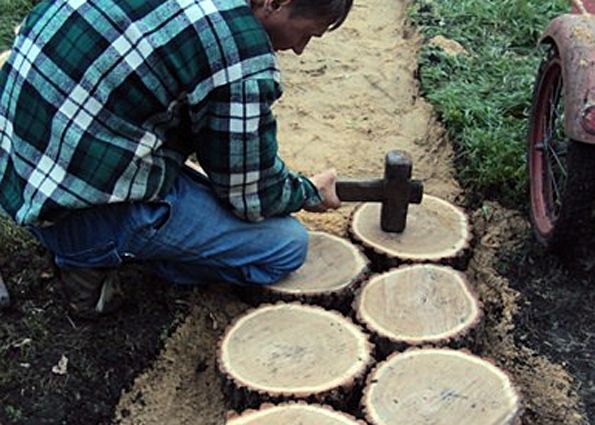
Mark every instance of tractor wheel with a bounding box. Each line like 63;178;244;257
528;47;595;252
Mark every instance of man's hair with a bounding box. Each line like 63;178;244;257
290;0;353;31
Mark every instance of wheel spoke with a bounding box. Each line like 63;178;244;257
548;90;558;128
544;133;567;211
547;139;567;178
550;76;562;115
546;155;562;208
541;69;567;211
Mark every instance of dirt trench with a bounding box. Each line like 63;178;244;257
114;1;587;424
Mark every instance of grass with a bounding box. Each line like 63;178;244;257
0;0;38;51
0;214;38;252
409;0;568;207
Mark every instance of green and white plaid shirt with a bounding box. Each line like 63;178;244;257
0;0;321;226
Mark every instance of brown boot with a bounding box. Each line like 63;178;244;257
59;267;124;319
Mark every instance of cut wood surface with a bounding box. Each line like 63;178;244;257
350;195;471;268
218;303;374;410
226;403;365;425
362;348;522;425
354;264;482;352
269;232;368;295
244;232;369;309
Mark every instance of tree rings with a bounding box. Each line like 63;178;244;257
244;232;369;310
362;348;522;425
226;403;365;424
218;303;374;411
354;264;482;355
349;195;472;269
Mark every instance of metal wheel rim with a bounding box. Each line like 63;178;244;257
529;56;567;238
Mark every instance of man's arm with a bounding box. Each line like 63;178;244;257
196;77;324;221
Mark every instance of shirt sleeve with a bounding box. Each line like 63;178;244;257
196;78;322;222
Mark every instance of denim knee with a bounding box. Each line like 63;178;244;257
246;219;309;286
281;219;309;272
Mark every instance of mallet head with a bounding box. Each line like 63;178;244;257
380;150;423;233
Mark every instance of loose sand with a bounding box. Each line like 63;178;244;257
115;1;585;424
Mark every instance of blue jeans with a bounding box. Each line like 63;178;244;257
29;167;309;286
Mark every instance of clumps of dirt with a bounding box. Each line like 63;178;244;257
467;201;588;425
501;240;595;421
0;224;188;425
429;35;468;56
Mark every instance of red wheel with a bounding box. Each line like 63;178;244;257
528;47;595;250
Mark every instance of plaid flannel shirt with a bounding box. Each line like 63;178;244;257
0;0;321;226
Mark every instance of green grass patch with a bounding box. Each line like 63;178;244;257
0;213;38;253
409;0;568;207
0;0;39;51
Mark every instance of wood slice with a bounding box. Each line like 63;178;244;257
226;402;366;424
217;303;374;411
354;264;482;356
240;232;370;311
362;348;523;425
349;195;472;270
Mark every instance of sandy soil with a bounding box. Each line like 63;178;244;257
114;1;586;424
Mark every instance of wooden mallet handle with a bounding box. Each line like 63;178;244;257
335;179;422;203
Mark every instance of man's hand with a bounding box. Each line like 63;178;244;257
305;169;341;212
